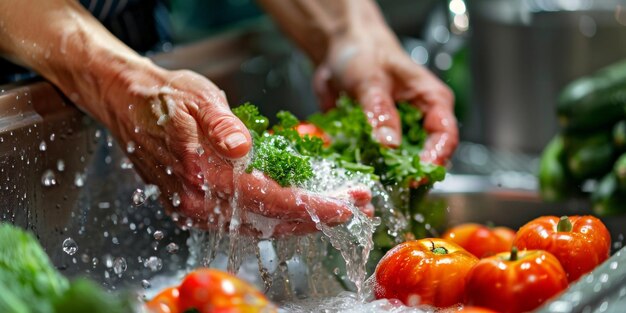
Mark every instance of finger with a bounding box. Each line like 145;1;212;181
195;93;252;159
313;65;339;111
420;106;458;165
392;62;458;165
237;172;353;224
355;79;402;147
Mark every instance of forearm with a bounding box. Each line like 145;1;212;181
0;0;154;125
257;0;394;65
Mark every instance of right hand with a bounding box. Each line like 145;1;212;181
85;63;372;237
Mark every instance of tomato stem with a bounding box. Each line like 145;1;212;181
557;216;572;232
510;246;518;261
432;247;448;255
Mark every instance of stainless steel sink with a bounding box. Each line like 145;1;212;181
1;25;625;312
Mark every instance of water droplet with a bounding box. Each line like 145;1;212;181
610;261;618;270
49;133;55;141
41;170;57;187
39;140;47;151
134;126;140;133
144;256;162;272
141;280;151;289
120;158;133;169
171;193;181;207
196;146;204;156
165;166;173;175
126;141;136;154
166;242;179;254
98;202;111;209
113;257;127;276
153;230;164;240
132;189;147;206
56;159;65;172
74;172;86;187
333;267;341;275
62;237;78;255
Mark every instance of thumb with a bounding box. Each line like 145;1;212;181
356;82;401;148
197;97;252;159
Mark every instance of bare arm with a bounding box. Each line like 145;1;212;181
0;0;371;235
0;0;147;127
256;0;390;65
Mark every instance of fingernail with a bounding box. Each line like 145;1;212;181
223;132;248;150
375;126;401;147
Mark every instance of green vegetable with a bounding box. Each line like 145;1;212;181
558;60;626;132
233;106;318;187
614;153;626;191
231;103;269;134
52;279;134;313
309;96;445;187
566;132;614;180
592;173;626;216
614;120;626;150
0;223;135;313
232;97;445;247
539;135;572;201
0;223;68;313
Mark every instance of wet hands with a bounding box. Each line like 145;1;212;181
97;66;371;237
314;27;458;166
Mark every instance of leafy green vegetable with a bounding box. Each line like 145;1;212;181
248;134;314;187
309;96;445;187
53;279;135;313
232;103;269;134
232;96;445;188
234;106;317;187
0;223;68;313
0;223;135;313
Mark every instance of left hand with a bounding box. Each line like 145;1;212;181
313;26;458;165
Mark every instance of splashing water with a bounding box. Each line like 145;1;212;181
184;138;403;307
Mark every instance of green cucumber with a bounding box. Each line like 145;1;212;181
539;135;572;201
614;153;626;191
614;120;626;150
566;132;614;180
592;173;626;216
558;60;626;132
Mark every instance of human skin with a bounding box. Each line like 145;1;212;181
0;0;376;236
259;0;458;165
0;0;457;235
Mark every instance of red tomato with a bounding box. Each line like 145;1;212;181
442;223;516;258
178;269;275;313
465;248;568;313
513;215;611;282
374;238;479;308
295;122;331;146
146;287;180;313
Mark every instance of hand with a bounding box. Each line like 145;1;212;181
89;63;371;237
313;27;458;166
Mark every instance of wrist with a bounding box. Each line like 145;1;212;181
322;3;401;64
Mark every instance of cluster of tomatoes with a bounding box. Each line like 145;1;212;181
145;269;276;313
373;215;612;313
